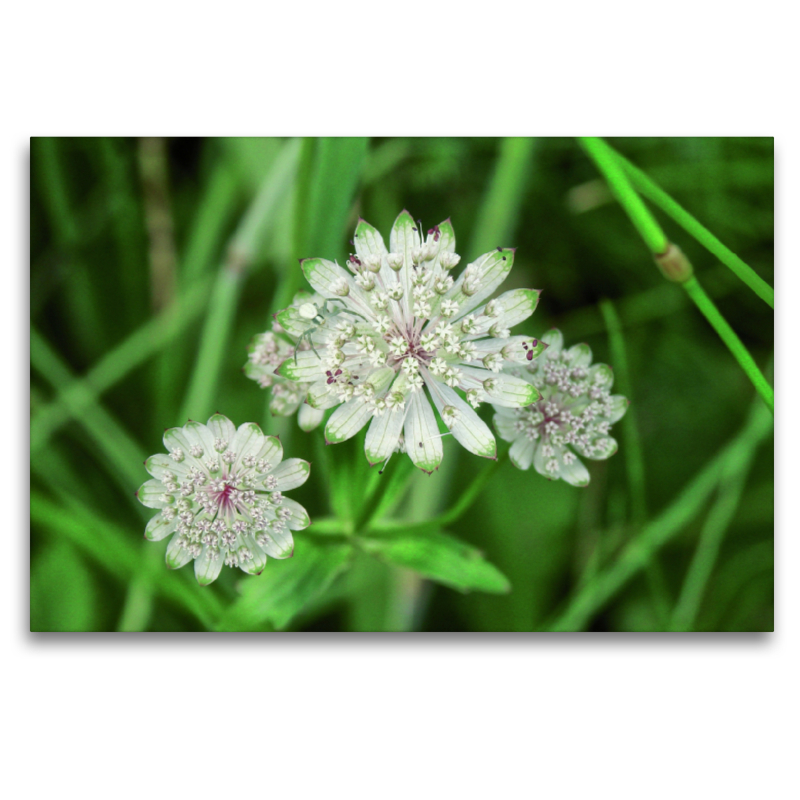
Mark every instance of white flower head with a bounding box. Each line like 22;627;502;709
136;414;311;585
244;290;329;432
492;329;629;486
275;212;545;473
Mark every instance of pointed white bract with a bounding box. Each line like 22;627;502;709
136;414;311;585
275;212;545;472
492;329;628;486
244;290;327;432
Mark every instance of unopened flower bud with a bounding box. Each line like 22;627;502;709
439;252;461;270
355;272;375;291
331;278;350;297
387;253;404;271
364;254;383;273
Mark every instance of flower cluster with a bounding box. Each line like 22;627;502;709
492;329;628;486
244;291;325;432
274;211;546;473
136;414;310;584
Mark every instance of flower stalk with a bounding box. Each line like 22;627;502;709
580;136;774;415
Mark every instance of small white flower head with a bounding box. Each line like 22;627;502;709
137;414;311;585
245;290;329;433
492;329;629;486
273;213;544;473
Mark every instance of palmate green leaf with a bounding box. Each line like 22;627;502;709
358;527;511;595
218;539;354;631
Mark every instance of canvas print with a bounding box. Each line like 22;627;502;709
29;137;774;632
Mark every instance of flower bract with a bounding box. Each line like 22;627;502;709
492;329;628;486
136;414;311;585
275;211;545;473
245;291;326;432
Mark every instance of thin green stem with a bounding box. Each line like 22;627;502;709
599;299;673;625
599;299;647;522
117;564;156;632
560;265;738;339
31;491;222;629
179;269;241;422
35;137;104;357
30;328;147;494
612;149;774;308
470;137;537;256
580;137;773;414
438;449;508;527
355;456;416;532
669;453;754;632
682;276;774;413
30;276;213;452
179;139;300;422
548;400;772;631
180;160;240;285
579;137;668;254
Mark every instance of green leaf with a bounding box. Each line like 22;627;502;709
218;539;354;631
359;528;511;595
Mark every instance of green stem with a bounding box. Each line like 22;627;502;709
179;139;300;422
599;299;647;522
31;276;212;453
470;137;537;256
612;149;774;308
35;137;105;358
599;299;672;626
548;400;772;631
30;328;147;494
560;265;738;339
579;137;668;254
438;449;508;527
682;276;774;413
580;137;773;415
31;491;222;629
669;449;755;632
355;456;416;532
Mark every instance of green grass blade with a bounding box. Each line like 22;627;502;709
599;299;672;625
31;492;222;629
599;299;647;522
548;400;773;631
30;328;146;492
33;137;105;357
438;449;508;527
613;149;774;308
682;277;774;413
669;451;756;631
179;138;300;421
470;137;537;256
180;159;241;285
579;137;669;254
580;137;773;415
30;276;213;452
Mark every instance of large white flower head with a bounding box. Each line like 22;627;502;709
492;329;628;486
245;290;326;432
276;211;545;473
136;414;311;585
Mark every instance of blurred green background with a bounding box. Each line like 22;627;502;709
29;136;774;632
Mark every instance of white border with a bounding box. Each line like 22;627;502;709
9;3;795;798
